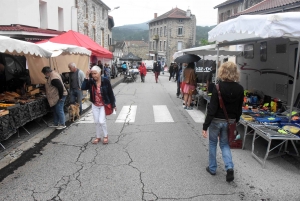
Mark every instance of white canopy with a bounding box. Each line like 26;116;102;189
37;41;91;57
208;12;300;121
208;12;300;44
0;36;52;57
181;44;241;56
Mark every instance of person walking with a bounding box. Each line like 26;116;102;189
182;62;197;110
168;63;174;82
175;63;182;98
206;61;217;93
121;62;127;75
138;62;147;82
81;66;116;144
202;61;244;182
42;67;68;130
97;60;103;74
153;61;160;83
104;63;111;81
68;62;85;114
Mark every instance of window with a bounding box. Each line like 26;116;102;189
179;19;183;23
101;29;104;46
156;28;158;35
219;13;224;23
178;26;183;36
226;10;231;20
260;42;267;62
153;41;155;50
84;1;88;18
164;26;166;36
58;7;64;31
244;44;254;59
93;6;96;21
153;29;155;36
108;34;110;45
83;26;88;35
93;28;96;41
164;41;166;51
177;41;182;50
159;41;162;51
150;29;152;37
39;1;48;29
102;8;105;20
160;27;162;37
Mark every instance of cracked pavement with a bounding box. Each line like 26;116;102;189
1;76;300;200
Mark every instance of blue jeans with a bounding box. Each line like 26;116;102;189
52;96;66;126
208;120;234;173
70;89;83;114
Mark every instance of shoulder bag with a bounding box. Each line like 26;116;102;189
216;84;237;143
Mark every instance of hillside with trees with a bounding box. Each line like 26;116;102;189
112;22;215;46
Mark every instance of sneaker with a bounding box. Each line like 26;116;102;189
56;125;66;130
226;169;234;182
187;107;193;110
183;106;187;109
206;167;216;175
48;124;58;128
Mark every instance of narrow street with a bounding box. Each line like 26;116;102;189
0;73;300;201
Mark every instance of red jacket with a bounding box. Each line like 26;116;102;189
138;65;147;76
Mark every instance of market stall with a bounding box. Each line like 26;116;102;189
27;41;91;84
0;36;52;147
208;12;300;167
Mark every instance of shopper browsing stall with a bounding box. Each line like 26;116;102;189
42;66;68;130
68;62;85;114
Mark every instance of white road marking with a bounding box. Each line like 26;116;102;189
116;105;137;123
153;105;174;122
186;109;205;123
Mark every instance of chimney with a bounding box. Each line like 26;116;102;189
186;9;191;17
154;13;157;18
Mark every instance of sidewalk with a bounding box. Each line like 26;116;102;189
0;75;124;173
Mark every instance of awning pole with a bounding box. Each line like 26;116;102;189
202;55;205;85
215;45;220;83
289;41;300;122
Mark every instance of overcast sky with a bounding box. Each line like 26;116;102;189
106;0;226;27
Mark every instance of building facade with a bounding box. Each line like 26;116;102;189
76;0;113;50
148;8;196;65
0;0;75;40
123;41;149;60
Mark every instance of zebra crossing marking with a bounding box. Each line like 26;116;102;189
153;105;174;122
115;105;137;123
185;109;205;123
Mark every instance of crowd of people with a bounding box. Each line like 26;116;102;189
41;59;243;182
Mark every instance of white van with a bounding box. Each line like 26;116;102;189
143;60;154;71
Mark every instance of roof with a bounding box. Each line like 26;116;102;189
119;52;142;61
233;0;300;16
0;24;64;35
115;41;125;48
149;8;192;23
124;40;148;47
214;0;241;9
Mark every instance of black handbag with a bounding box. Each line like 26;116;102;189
216;84;237;143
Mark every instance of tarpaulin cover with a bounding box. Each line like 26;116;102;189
37;30;112;59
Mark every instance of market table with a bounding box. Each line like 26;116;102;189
0;97;49;144
250;123;300;168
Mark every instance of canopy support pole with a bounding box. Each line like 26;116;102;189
289;41;300;122
202;55;205;85
215;45;220;83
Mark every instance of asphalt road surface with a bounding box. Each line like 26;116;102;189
1;72;300;201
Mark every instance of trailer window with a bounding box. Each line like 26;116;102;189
260;42;267;62
244;44;254;59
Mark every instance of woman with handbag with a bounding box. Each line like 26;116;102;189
202;61;244;182
182;62;197;110
81;66;116;144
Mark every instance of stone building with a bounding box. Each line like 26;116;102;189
215;0;300;23
75;0;114;50
148;8;196;65
111;40;149;63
